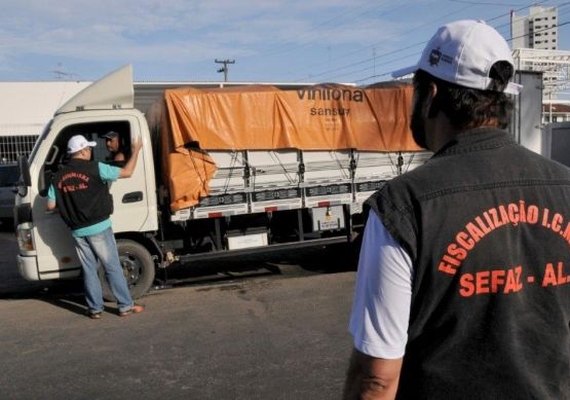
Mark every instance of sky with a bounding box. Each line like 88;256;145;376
0;0;569;85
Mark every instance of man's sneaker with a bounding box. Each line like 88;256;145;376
119;304;145;317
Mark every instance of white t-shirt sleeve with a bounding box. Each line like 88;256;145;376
349;212;413;359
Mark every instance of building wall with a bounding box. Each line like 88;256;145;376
0;81;90;163
511;6;558;50
529;6;558;50
543;102;570;124
0;81;91;137
512;15;530;49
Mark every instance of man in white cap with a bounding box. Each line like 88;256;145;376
47;134;145;319
343;20;570;399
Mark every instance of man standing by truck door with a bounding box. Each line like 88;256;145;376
343;20;570;399
47;134;145;319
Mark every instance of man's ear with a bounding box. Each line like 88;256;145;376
427;82;439;119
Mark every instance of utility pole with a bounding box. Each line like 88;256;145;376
215;59;235;82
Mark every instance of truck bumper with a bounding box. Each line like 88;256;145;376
18;255;81;281
17;254;40;281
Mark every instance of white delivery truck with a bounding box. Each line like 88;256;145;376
14;65;540;299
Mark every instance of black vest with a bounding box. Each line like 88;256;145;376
367;128;570;400
53;159;114;230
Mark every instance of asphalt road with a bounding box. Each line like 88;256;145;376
0;223;358;400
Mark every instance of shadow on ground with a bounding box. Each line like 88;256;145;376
156;242;358;289
1;219;358;316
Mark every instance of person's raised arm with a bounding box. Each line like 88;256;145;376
119;137;143;178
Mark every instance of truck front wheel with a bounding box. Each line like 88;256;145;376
99;239;156;301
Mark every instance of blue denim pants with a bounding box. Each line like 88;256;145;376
73;228;133;313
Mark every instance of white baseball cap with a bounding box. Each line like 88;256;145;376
67;135;97;154
392;20;522;95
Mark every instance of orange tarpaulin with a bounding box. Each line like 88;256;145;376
154;83;420;211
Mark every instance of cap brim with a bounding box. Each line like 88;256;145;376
504;82;523;96
87;141;97;147
391;65;418;79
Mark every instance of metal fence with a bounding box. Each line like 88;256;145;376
0;135;38;163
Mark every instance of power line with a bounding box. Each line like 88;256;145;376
308;1;564;83
293;3;479;82
293;6;433;80
509;16;570;42
260;1;395;58
355;18;570;84
303;42;425;83
448;0;534;4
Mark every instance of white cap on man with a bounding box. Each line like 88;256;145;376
392;20;522;95
67;135;97;154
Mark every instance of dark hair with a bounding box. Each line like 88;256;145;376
413;62;514;130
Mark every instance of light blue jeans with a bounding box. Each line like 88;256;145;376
73;228;133;313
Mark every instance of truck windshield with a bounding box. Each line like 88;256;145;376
28;120;53;163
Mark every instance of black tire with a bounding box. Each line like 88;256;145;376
99;239;156;301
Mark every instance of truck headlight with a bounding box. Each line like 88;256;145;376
17;223;35;251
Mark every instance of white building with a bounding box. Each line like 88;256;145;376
511;5;569;115
0;81;90;163
511;6;558;50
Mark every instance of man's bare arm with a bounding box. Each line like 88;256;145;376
119;137;143;178
343;349;403;400
46;200;56;211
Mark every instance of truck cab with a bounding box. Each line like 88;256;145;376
15;65;159;298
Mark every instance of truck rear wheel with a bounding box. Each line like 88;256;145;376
99;239;156;301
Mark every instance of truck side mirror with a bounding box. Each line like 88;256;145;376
18;156;31;187
17;156;31;197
